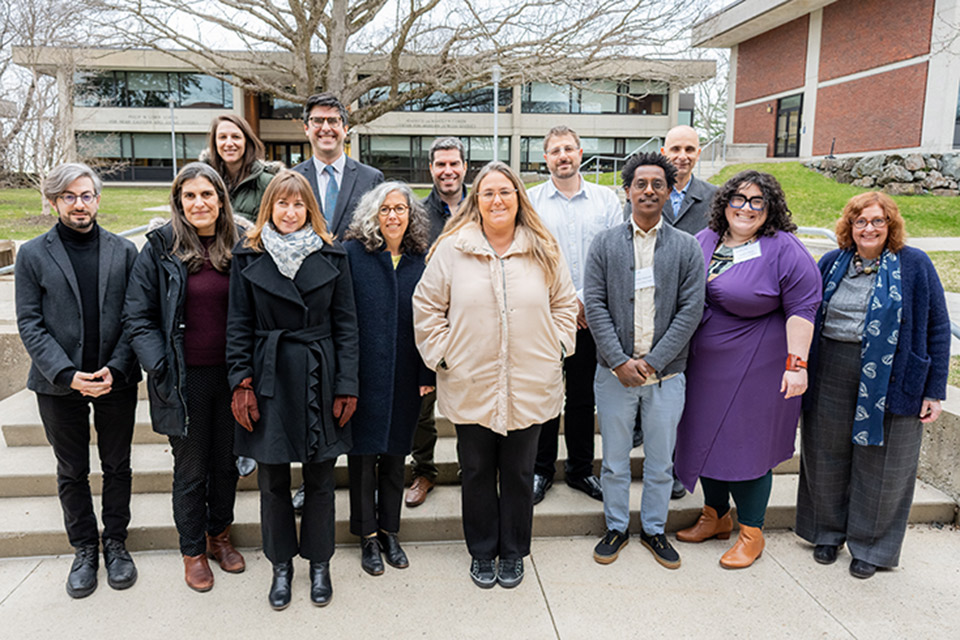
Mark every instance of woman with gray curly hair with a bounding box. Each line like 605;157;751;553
342;182;435;576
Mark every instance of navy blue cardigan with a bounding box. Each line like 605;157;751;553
806;246;950;416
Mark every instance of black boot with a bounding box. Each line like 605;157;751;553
268;560;294;610
309;561;333;606
102;539;138;590
66;545;99;599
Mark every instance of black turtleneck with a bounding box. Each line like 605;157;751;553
56;221;101;383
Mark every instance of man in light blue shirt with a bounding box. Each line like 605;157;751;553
527;126;622;505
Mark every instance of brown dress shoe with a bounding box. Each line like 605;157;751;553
676;506;734;543
720;525;765;569
183;553;214;592
206;525;246;573
404;476;435;508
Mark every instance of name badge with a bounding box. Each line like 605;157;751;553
634;266;655;290
733;241;762;264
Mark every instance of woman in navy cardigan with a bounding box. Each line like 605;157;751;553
342;182;435;576
796;191;950;579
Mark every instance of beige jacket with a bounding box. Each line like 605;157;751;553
413;222;578;435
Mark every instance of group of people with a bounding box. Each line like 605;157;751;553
15;90;950;610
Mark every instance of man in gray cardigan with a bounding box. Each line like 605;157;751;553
584;153;705;569
16;163;141;598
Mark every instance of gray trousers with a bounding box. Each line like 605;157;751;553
796;338;923;568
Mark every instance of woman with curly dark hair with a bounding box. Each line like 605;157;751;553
673;170;821;569
341;182;435;576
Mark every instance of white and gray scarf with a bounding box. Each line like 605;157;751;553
261;224;326;279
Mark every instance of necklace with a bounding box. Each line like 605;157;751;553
852;253;879;276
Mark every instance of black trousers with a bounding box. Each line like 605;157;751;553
347;454;404;537
258;459;336;564
457;423;541;560
410;391;438;481
37;385;138;548
535;328;596;480
168;365;239;556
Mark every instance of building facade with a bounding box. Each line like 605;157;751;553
693;0;960;158
14;48;713;182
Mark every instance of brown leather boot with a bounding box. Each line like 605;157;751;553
206;526;246;573
676;506;734;543
720;525;765;569
183;553;214;592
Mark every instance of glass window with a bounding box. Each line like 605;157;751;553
621;80;669;115
74;71;122;107
522;83;571;113
259;92;302;120
577;80;618;114
76;132;122;158
126;72;173;107
181;134;207;160
179;74;232;109
132;133;174;162
359;82;512;113
678;109;693;127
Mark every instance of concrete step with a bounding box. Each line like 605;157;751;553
0;474;953;558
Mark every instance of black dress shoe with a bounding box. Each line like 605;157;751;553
377;531;409;569
566;474;603;501
66;545;99;599
102;539;138;590
814;544;839;565
309;561;333;606
360;536;384;576
849;558;877;579
236;456;257;478
291;483;305;516
532;473;553;505
671;478;687;500
268;560;294;610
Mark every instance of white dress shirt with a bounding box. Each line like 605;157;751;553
313;153;346;213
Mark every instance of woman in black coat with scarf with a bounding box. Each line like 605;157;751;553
342;182;435;576
227;170;359;610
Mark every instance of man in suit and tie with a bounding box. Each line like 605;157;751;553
16;163;141;599
291;92;384;237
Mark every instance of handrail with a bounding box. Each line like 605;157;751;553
796;226;838;244
696;133;726;177
0;224;151;276
580;137;662;188
953;321;960;341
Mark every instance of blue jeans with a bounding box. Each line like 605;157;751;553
595;365;685;535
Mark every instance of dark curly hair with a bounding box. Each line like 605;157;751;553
708;170;797;238
621;152;678;192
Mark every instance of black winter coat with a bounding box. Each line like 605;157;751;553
227;240;360;464
122;223;192;436
343;241;434;455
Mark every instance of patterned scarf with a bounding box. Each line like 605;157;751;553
822;248;902;446
261;223;326;280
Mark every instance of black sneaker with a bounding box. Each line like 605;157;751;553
102;538;138;590
593;529;629;564
497;558;524;588
639;530;681;569
470;558;497;589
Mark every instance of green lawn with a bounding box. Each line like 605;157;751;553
0;187;169;240
928;252;960;293
950;356;960;388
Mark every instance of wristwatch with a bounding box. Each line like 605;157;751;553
785;354;807;371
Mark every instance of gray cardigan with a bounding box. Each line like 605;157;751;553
584;220;705;374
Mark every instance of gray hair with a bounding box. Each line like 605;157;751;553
344;181;430;254
42;163;103;202
429;136;466;164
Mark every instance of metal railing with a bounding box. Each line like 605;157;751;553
696;133;726;178
0;224;150;276
796;226;838;244
580;138;662;188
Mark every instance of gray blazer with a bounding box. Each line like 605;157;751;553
584;220;705;375
15;225;141;395
292;155;384;238
621;176;718;236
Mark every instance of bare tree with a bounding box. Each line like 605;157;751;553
692;49;727;142
98;0;714;124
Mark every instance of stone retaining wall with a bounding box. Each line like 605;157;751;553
805;152;960;197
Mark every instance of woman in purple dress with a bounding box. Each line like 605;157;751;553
673;170;820;569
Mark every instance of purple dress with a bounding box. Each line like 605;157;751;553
675;229;821;490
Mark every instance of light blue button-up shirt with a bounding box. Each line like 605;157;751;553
528;176;623;301
669;179;691;219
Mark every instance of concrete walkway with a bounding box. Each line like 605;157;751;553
0;528;957;639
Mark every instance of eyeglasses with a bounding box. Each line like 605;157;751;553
478;188;518;202
853;217;887;229
58;192;97;205
546;145;580;156
728;194;765;211
630;178;667;191
378;204;409;217
307;115;342;128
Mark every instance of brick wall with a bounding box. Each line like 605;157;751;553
820;0;934;81
733;102;776;156
735;15;808;104
813;63;928;155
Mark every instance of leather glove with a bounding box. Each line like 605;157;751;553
231;377;260;432
332;395;357;428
